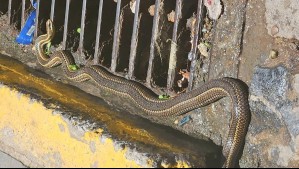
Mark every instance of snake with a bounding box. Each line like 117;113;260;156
35;19;251;168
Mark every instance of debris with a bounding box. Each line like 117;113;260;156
77;28;81;34
167;10;176;23
15;0;37;45
177;79;185;88
148;5;155;16
269;50;278;59
204;42;212;48
130;0;136;13
158;94;170;100
203;0;223;20
178;115;191;126
177;69;190;88
186;14;196;32
198;42;209;57
179;69;190;81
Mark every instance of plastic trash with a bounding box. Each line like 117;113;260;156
15;0;37;45
178;115;191;126
15;10;36;45
30;0;37;8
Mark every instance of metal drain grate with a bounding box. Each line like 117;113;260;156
1;0;207;94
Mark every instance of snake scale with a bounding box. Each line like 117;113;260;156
35;19;251;168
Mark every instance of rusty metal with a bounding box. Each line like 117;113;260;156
78;0;87;59
167;0;182;90
188;0;203;91
34;0;40;37
62;0;70;50
50;0;55;21
94;0;104;65
128;0;141;79
111;0;122;73
3;0;205;93
146;0;161;85
21;0;25;28
8;0;12;24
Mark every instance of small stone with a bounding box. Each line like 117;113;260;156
269;50;278;59
174;120;179;125
271;25;279;36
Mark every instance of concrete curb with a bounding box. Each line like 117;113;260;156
0;55;221;168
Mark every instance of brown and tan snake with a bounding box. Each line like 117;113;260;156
35;19;251;168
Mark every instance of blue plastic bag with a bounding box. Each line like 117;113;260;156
15;0;37;45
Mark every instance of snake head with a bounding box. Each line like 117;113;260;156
46;19;55;38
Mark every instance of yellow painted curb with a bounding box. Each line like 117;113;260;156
0;86;146;167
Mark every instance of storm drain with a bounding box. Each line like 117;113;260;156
0;0;214;94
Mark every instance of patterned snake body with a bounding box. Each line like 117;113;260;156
35;19;251;168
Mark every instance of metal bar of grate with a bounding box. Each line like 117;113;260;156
62;0;71;50
21;0;26;28
188;0;203;91
93;0;104;65
128;0;141;79
166;0;182;90
34;0;40;37
78;0;87;58
5;0;206;92
111;0;122;73
146;0;161;85
50;0;55;21
8;0;12;24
